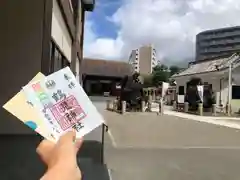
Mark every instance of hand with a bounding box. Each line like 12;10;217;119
37;131;83;180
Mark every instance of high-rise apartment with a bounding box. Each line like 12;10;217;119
196;26;240;62
129;45;157;74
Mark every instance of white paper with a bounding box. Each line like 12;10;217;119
162;82;169;97
197;85;204;102
22;67;105;140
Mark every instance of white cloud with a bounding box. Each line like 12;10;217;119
83;20;123;60
84;0;240;64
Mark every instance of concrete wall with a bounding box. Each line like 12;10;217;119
174;73;227;107
52;0;72;61
0;0;52;178
174;67;240;113
139;46;152;74
0;0;52;134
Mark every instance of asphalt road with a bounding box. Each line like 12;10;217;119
89;96;240;180
84;96;115;142
102;111;240;180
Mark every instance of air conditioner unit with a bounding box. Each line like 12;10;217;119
82;0;95;11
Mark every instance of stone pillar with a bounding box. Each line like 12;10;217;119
152;90;156;101
198;103;203;116
149;94;153;102
147;95;152;112
141;101;145;112
121;101;126;114
184;102;189;113
106;100;111;110
212;104;216;116
113;99;118;112
158;100;164;115
227;103;231;116
173;101;177;111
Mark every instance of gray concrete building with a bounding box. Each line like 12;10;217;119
129;45;157;75
196;26;240;62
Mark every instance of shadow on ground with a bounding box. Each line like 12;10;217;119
0;135;110;180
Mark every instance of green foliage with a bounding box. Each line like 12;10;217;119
142;74;153;86
153;64;168;72
151;64;181;85
169;65;181;76
152;66;169;85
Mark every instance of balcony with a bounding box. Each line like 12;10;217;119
199;38;240;47
199;31;240;41
199;46;240;54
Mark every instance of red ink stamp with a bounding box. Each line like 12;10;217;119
50;95;86;130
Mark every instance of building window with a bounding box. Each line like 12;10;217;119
178;86;184;95
50;41;70;73
232;85;240;99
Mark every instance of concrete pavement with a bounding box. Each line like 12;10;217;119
90;96;240;180
105;148;240;180
103;111;240;148
84;96;114;142
102;111;240;180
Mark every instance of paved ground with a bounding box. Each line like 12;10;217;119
103;112;240;148
91;96;240;180
84;96;115;142
102;111;240;180
106;148;240;180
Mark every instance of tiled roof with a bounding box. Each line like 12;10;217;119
172;54;240;78
82;58;133;77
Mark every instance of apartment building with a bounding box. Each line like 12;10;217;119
0;0;102;179
129;45;157;74
196;26;240;62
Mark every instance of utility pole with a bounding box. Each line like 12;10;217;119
228;63;232;116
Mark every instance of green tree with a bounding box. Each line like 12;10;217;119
142;74;153;86
169;65;181;76
152;65;170;86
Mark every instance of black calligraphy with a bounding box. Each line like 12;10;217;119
64;74;71;81
52;90;66;102
68;81;75;89
72;122;84;132
27;101;33;106
63;73;75;89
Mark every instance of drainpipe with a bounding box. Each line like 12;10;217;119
78;8;85;85
79;0;95;85
219;78;222;106
228;63;232;116
70;0;80;76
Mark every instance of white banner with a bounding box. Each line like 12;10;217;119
197;85;204;102
162;82;169;97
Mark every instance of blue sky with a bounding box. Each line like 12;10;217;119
83;0;240;64
86;0;121;39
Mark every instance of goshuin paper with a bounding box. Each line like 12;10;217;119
22;67;105;140
3;73;55;141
